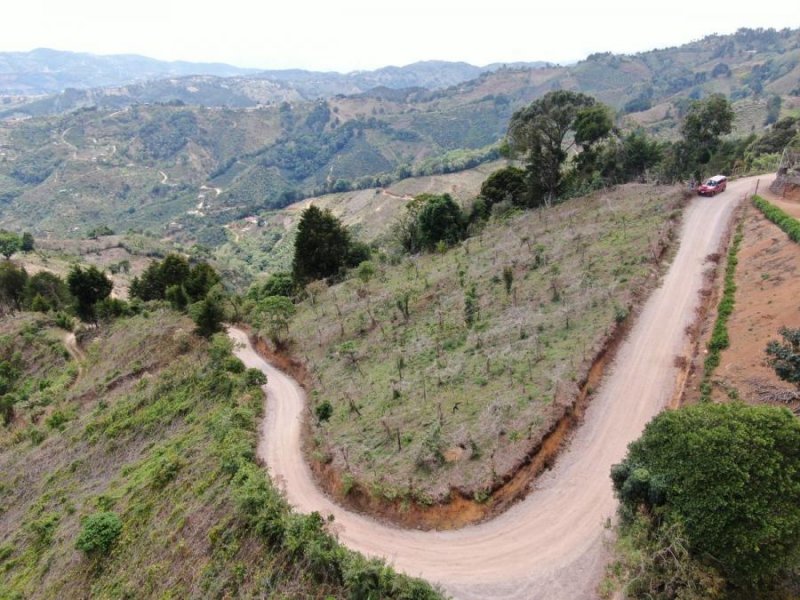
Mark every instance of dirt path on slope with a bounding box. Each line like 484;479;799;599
63;332;85;377
229;176;761;600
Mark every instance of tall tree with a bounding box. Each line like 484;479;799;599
680;94;735;176
507;91;610;207
20;233;34;253
0;232;21;260
67;265;113;323
0;261;28;313
292;206;351;284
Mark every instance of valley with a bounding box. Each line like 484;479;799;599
0;22;799;600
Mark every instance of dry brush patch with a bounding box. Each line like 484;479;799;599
287;183;687;513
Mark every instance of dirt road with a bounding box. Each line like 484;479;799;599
229;176;761;599
63;332;85;376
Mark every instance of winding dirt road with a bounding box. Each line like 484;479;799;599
229;176;761;599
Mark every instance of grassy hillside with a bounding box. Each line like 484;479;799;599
0;28;796;245
280;183;687;508
215;160;507;284
0;311;442;598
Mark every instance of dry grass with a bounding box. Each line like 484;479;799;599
286;183;687;503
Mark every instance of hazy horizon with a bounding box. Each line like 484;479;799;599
2;0;798;73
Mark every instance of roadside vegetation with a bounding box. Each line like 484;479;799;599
241;90;777;509
0;308;443;598
753;194;800;242
605;402;800;599
699;222;744;400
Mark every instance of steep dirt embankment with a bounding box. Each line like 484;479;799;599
230;176;759;600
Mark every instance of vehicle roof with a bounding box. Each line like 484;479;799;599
708;175;727;183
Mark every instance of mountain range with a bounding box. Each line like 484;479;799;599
0;27;797;245
0;49;549;118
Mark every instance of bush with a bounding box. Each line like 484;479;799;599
244;368;267;387
612;402;800;589
75;512;123;556
315;400;333;423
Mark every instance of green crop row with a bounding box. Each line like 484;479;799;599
700;222;744;400
753;195;800;243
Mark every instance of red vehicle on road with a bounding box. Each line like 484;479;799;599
697;175;727;196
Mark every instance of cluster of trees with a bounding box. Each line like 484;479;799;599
480;89;794;212
0;230;34;259
395;193;466;253
129;253;224;337
611;402;800;596
0;261;114;324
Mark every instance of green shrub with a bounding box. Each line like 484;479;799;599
244;368;267;387
753;195;800;243
611;402;800;590
75;511;122;556
700;225;742;399
315;400;333;423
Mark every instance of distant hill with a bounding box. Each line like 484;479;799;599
0;27;797;244
0;48;258;95
0;55;551;118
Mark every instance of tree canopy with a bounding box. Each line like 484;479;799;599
680;94;735;174
396;194;465;253
0;231;21;260
67;265;113;323
507;91;611;207
292;205;352;284
479;166;527;208
612;402;800;589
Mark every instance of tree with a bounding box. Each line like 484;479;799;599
183;261;220;302
67;265;113;323
621;131;663;181
612;402;800;589
479;166;527;208
292;205;352;285
0;261;28;313
680;94;735;176
75;512;122;556
508;91;610;207
416;194;464;251
766;327;800;388
255;295;296;346
23;271;71;312
20;232;34;252
248;272;295;300
191;295;225;338
0;231;20;260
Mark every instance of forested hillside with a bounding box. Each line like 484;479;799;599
0;28;797;246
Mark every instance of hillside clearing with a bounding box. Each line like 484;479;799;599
283;183;688;512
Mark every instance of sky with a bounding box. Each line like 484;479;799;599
3;0;798;72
